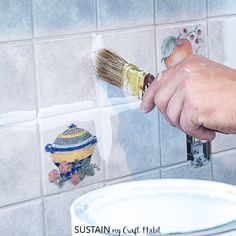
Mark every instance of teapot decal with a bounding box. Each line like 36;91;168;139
45;124;99;187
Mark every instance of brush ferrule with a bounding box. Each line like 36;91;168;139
121;63;148;99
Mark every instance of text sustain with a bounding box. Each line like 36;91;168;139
74;225;111;234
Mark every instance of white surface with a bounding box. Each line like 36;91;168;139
71;179;236;235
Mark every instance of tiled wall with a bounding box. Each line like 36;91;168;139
0;0;236;235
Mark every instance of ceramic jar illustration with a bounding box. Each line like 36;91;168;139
45;124;98;187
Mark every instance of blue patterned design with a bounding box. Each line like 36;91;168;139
45;136;97;153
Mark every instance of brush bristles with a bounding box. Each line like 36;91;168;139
94;48;127;87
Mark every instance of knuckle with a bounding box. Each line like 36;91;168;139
178;55;198;73
181;77;195;93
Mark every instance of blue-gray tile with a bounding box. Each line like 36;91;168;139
35;36;97;117
162;163;211;180
0;44;36;125
0;0;32;42
212;133;236;153
34;0;96;37
103;102;160;180
212;150;236;185
156;0;206;24
208;0;236;17
160;115;187;166
98;28;156;106
208;17;236;68
0;121;41;207
39;110;103;195
98;0;154;30
44;184;103;236
0;200;43;236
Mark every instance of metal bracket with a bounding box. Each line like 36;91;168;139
187;135;211;168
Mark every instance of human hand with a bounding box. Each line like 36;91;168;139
140;55;236;140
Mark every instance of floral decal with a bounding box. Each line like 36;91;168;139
161;24;204;68
45;124;99;188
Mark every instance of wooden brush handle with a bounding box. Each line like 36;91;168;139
141;73;156;98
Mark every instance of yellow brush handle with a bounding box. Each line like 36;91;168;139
121;63;156;99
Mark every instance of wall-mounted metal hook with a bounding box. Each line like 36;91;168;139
187;135;211;168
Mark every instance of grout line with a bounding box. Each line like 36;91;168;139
153;0;156;25
161;160;191;170
0;182;104;211
0;39;32;47
153;15;162;170
42;181;104;199
0;197;41;211
29;0;34;39
42;198;48;236
207;13;236;20
205;9;214;182
30;0;47;235
105;167;162;184
0;100;141;128
0;15;236;46
211;147;236;156
0;19;216;46
206;0;209;18
95;0;99;31
210;153;214;181
0;118;37;129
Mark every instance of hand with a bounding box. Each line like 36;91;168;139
140;55;236;140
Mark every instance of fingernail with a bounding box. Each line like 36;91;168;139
139;103;146;113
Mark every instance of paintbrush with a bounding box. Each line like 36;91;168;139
92;48;157;100
92;49;222;141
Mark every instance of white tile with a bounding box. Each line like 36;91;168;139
0;200;43;236
39;110;103;195
212;133;236;153
162;163;211;180
35;35;98;117
0;0;32;42
212;150;236;185
160;116;187;166
44;184;103;236
156;0;206;24
102;102;160;180
34;0;96;37
208;17;236;68
98;0;154;30
0;121;41;207
208;0;236;17
0;44;36;125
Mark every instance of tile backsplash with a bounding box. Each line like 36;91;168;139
1;0;236;235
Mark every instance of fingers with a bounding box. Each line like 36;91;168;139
140;75;162;113
163;85;185;129
140;69;171;113
154;72;182;114
179;103;216;140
